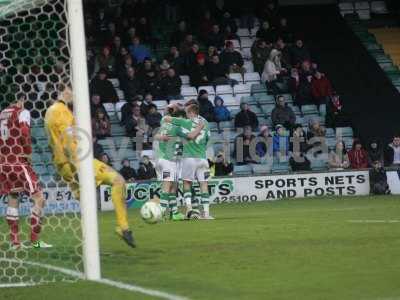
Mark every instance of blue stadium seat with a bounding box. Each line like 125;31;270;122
272;161;289;174
234;164;253;176
252;163;272;175
255;93;275;105
250;83;267;95
301;105;319;115
336;127;353;138
325;128;335;138
261;104;274;116
240;95;257;105
110;125;126;136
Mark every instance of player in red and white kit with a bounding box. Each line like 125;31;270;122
0;93;52;249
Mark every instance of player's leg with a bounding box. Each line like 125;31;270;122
94;159;135;248
181;158;195;213
6;194;20;249
196;159;214;220
157;159;173;214
56;162;80;200
168;183;184;221
30;191;52;248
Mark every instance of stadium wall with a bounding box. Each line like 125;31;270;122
1;170;399;216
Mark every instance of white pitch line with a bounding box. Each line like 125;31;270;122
0;258;189;300
347;220;400;223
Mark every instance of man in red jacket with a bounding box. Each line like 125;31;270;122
311;71;333;112
348;140;369;169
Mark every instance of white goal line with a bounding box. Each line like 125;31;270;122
0;258;189;300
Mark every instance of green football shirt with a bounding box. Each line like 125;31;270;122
156;118;185;161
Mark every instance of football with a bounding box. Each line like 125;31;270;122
140;201;163;224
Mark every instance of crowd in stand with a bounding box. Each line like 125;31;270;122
82;0;400;181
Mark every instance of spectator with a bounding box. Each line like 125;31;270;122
276;17;294;43
223;25;240;43
160;68;182;100
328;141;350;170
117;53;135;82
234;125;257;165
220;12;237;35
311;71;333;112
326;94;350;129
120;96;140;126
140;93;154;117
220;41;245;74
110;35;123;57
100;153;112;167
137;155;157;180
256;21;277;44
306;118;326;141
209;151;234;176
275;38;292;69
92;108;111;139
90;94;107;117
141;66;162;99
128;36;151;64
348;140;369;169
207;54;229;85
291;124;308;153
290;39;311;66
197;90;214;122
206;45;218;62
189;53;210;88
369;160;390;195
94;46;116;77
120;66;142;101
251;39;270;75
213;96;231;123
261;49;287;95
179;34;195;57
199;11;214;42
271;95;296;129
165;46;185;75
93;136;104;160
207;24;225;50
295;68;313;114
234;102;259;130
367;140;384;166
125;105;148;138
256;125;272;159
135;17;153;44
289;151;311;172
89;69;119;103
137;58;158;80
273;124;290;160
119;159;137;183
384;134;400;167
170;20;189;46
145;104;162;133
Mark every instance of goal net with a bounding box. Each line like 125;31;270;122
0;0;88;286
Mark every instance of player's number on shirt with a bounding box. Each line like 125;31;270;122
0;119;9;141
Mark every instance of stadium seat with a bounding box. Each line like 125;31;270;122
371;1;388;14
272;161;289;174
308;154;328;171
241;38;253;49
209;122;219;132
241;48;252;60
109;78;119;88
181;86;198;98
198;85;215;96
111;125;126;136
343;137;354;149
319;104;326;116
219;121;234;131
250;83;267;95
240;95;257;105
103;103;115;114
116;89;124;101
326;137;337;149
250;105;263;116
282;93;293;104
219;94;239;107
301;105;319;115
336;127;353;138
325;128;335;138
216;85;233;96
234;164;253;176
154;100;167;110
255;93;275;105
140;150;154;159
261;104;274;116
244;72;261;84
252;163;272;175
180;75;190;86
115;101;126;114
237;28;250;38
229;73;243;83
243;61;254;72
234;83;251;97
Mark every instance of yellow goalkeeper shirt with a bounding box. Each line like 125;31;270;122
44;100;78;166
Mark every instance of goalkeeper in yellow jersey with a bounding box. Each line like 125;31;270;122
44;85;135;248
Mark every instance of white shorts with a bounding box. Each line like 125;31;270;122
156;158;180;182
181;158;210;182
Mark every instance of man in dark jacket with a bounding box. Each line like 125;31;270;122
90;94;107;117
220;41;244;74
140;93;154;117
290;39;311;66
207;24;225;50
136;156;157;180
120;67;142;101
197;90;214;122
89;69;119;103
160;68;182;99
207;54;229;85
119;159;137;183
369;160;390;194
189;53;211;88
120;96;140;126
271;95;296;129
234;102;259;130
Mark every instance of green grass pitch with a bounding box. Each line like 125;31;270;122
2;196;400;300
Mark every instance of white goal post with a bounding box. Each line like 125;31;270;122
67;0;101;280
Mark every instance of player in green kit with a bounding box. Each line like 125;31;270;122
164;100;213;220
154;103;204;221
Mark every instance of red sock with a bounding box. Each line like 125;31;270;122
30;211;42;243
6;207;20;246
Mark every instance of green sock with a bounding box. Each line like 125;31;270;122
160;192;169;212
169;193;178;214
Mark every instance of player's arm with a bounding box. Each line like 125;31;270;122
18;109;33;160
185;121;204;140
163;116;190;127
57;115;78;163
